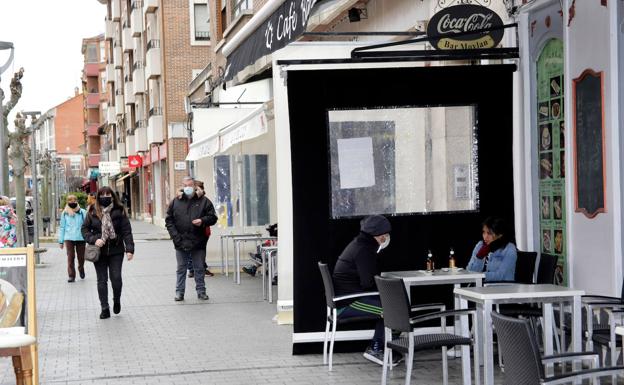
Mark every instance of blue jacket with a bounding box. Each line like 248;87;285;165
58;209;87;243
466;241;517;282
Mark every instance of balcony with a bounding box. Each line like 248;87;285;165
124;81;135;104
115;93;124;115
109;149;119;163
112;0;121;21
113;41;123;69
84;63;99;77
122;22;133;51
106;63;114;83
131;1;143;36
118;141;127;157
88;154;101;168
105;18;114;40
135;122;148;152
144;0;158;14
86;124;99;137
147;107;163;144
125;133;136;156
145;40;161;79
86;93;100;108
132;62;145;94
107;106;116;124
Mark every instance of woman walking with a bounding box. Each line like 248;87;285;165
82;187;134;319
59;195;87;282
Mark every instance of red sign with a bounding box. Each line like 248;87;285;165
128;155;142;168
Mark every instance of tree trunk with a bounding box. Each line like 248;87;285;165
14;173;25;247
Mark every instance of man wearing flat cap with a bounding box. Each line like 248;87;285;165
333;215;399;366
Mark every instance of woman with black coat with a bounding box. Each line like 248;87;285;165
81;187;135;319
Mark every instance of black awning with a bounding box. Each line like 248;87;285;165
224;0;318;83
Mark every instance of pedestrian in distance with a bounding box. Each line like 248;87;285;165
166;176;217;302
0;197;17;248
59;194;87;282
182;180;214;278
81;187;135;319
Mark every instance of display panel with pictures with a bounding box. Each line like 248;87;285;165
327;106;479;219
537;39;568;285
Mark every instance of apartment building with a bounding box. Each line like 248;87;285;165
81;34;107;194
98;0;211;224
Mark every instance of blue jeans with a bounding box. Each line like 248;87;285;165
176;249;206;295
338;296;384;344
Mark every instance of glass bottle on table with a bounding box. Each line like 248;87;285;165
426;250;434;271
449;248;456;269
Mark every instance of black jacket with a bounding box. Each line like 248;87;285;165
81;206;135;257
165;194;217;251
332;232;380;297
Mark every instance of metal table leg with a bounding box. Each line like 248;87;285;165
482;300;494;385
268;250;275;303
459;296;472;385
261;249;267;300
225;236;229;277
220;236;225;275
235;240;241;284
543;302;554;376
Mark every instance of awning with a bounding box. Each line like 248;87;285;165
115;171;136;186
224;0;318;83
187;103;271;161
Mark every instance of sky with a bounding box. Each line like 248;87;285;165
0;0;106;126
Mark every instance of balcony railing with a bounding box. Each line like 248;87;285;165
233;0;252;18
135;119;147;128
146;39;160;51
148;107;162;118
195;31;210;41
124;74;133;82
131;0;143;9
133;61;143;71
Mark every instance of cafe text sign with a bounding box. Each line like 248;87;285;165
427;4;504;50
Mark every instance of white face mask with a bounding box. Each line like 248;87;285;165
377;235;390;253
183;186;194;196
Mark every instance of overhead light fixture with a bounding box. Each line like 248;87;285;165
348;7;368;23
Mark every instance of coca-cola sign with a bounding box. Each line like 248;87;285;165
427;4;503;50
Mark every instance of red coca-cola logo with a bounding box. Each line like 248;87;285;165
427;5;503;50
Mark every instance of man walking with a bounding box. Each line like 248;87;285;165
166;176;218;301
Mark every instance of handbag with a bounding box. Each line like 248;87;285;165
85;243;100;263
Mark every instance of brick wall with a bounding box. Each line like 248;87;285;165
167;137;190;195
55;94;86;156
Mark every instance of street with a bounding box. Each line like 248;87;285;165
0;220;476;385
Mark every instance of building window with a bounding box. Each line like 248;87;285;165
220;0;227;38
99;41;106;63
232;0;251;18
194;3;210;41
86;44;98;63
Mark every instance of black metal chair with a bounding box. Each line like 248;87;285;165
318;262;379;371
492;311;624;385
374;276;477;385
515;251;538;284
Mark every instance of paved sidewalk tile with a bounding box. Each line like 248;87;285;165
0;220;506;384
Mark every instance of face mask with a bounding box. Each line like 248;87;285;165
377;235;390;253
183;186;195;196
68;202;78;209
99;197;112;207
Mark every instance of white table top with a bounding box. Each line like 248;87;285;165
454;284;585;301
260;246;278;250
381;269;485;282
232;236;277;241
616;326;624;336
220;233;261;238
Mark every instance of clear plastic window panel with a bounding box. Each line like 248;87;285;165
327;106;479;219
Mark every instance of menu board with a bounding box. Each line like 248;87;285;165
573;70;605;218
537;39;567;285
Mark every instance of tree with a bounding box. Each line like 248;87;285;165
1;69;24;196
10;113;30;246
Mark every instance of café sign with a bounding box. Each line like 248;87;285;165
427;4;504;50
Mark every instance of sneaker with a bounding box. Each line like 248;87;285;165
197;293;209;300
205;269;214;277
363;346;384;366
174;293;184;301
187;271;194;278
242;266;257;277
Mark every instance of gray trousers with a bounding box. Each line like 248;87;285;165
175;249;206;295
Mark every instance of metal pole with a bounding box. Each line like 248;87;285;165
0;88;5;196
30;127;39;253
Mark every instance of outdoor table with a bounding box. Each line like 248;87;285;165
454;284;585;385
260;246;278;303
232;236;277;284
219;233;260;276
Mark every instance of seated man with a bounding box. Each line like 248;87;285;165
332;215;400;366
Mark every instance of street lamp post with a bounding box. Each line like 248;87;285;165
0;41;15;196
24;111;41;253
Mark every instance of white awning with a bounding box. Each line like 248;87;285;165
187;102;271;161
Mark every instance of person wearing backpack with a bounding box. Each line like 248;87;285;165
59;194;88;283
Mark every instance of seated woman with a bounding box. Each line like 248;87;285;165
466;217;517;282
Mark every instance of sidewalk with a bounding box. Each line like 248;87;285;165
0;220;489;385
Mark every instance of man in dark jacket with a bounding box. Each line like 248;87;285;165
166;177;217;301
333;215;398;366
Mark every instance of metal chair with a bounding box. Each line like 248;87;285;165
492;311;624;385
374;276;477;385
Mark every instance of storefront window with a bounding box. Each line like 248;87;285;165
327;106;479;219
536;39;567;285
214;154;270;228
